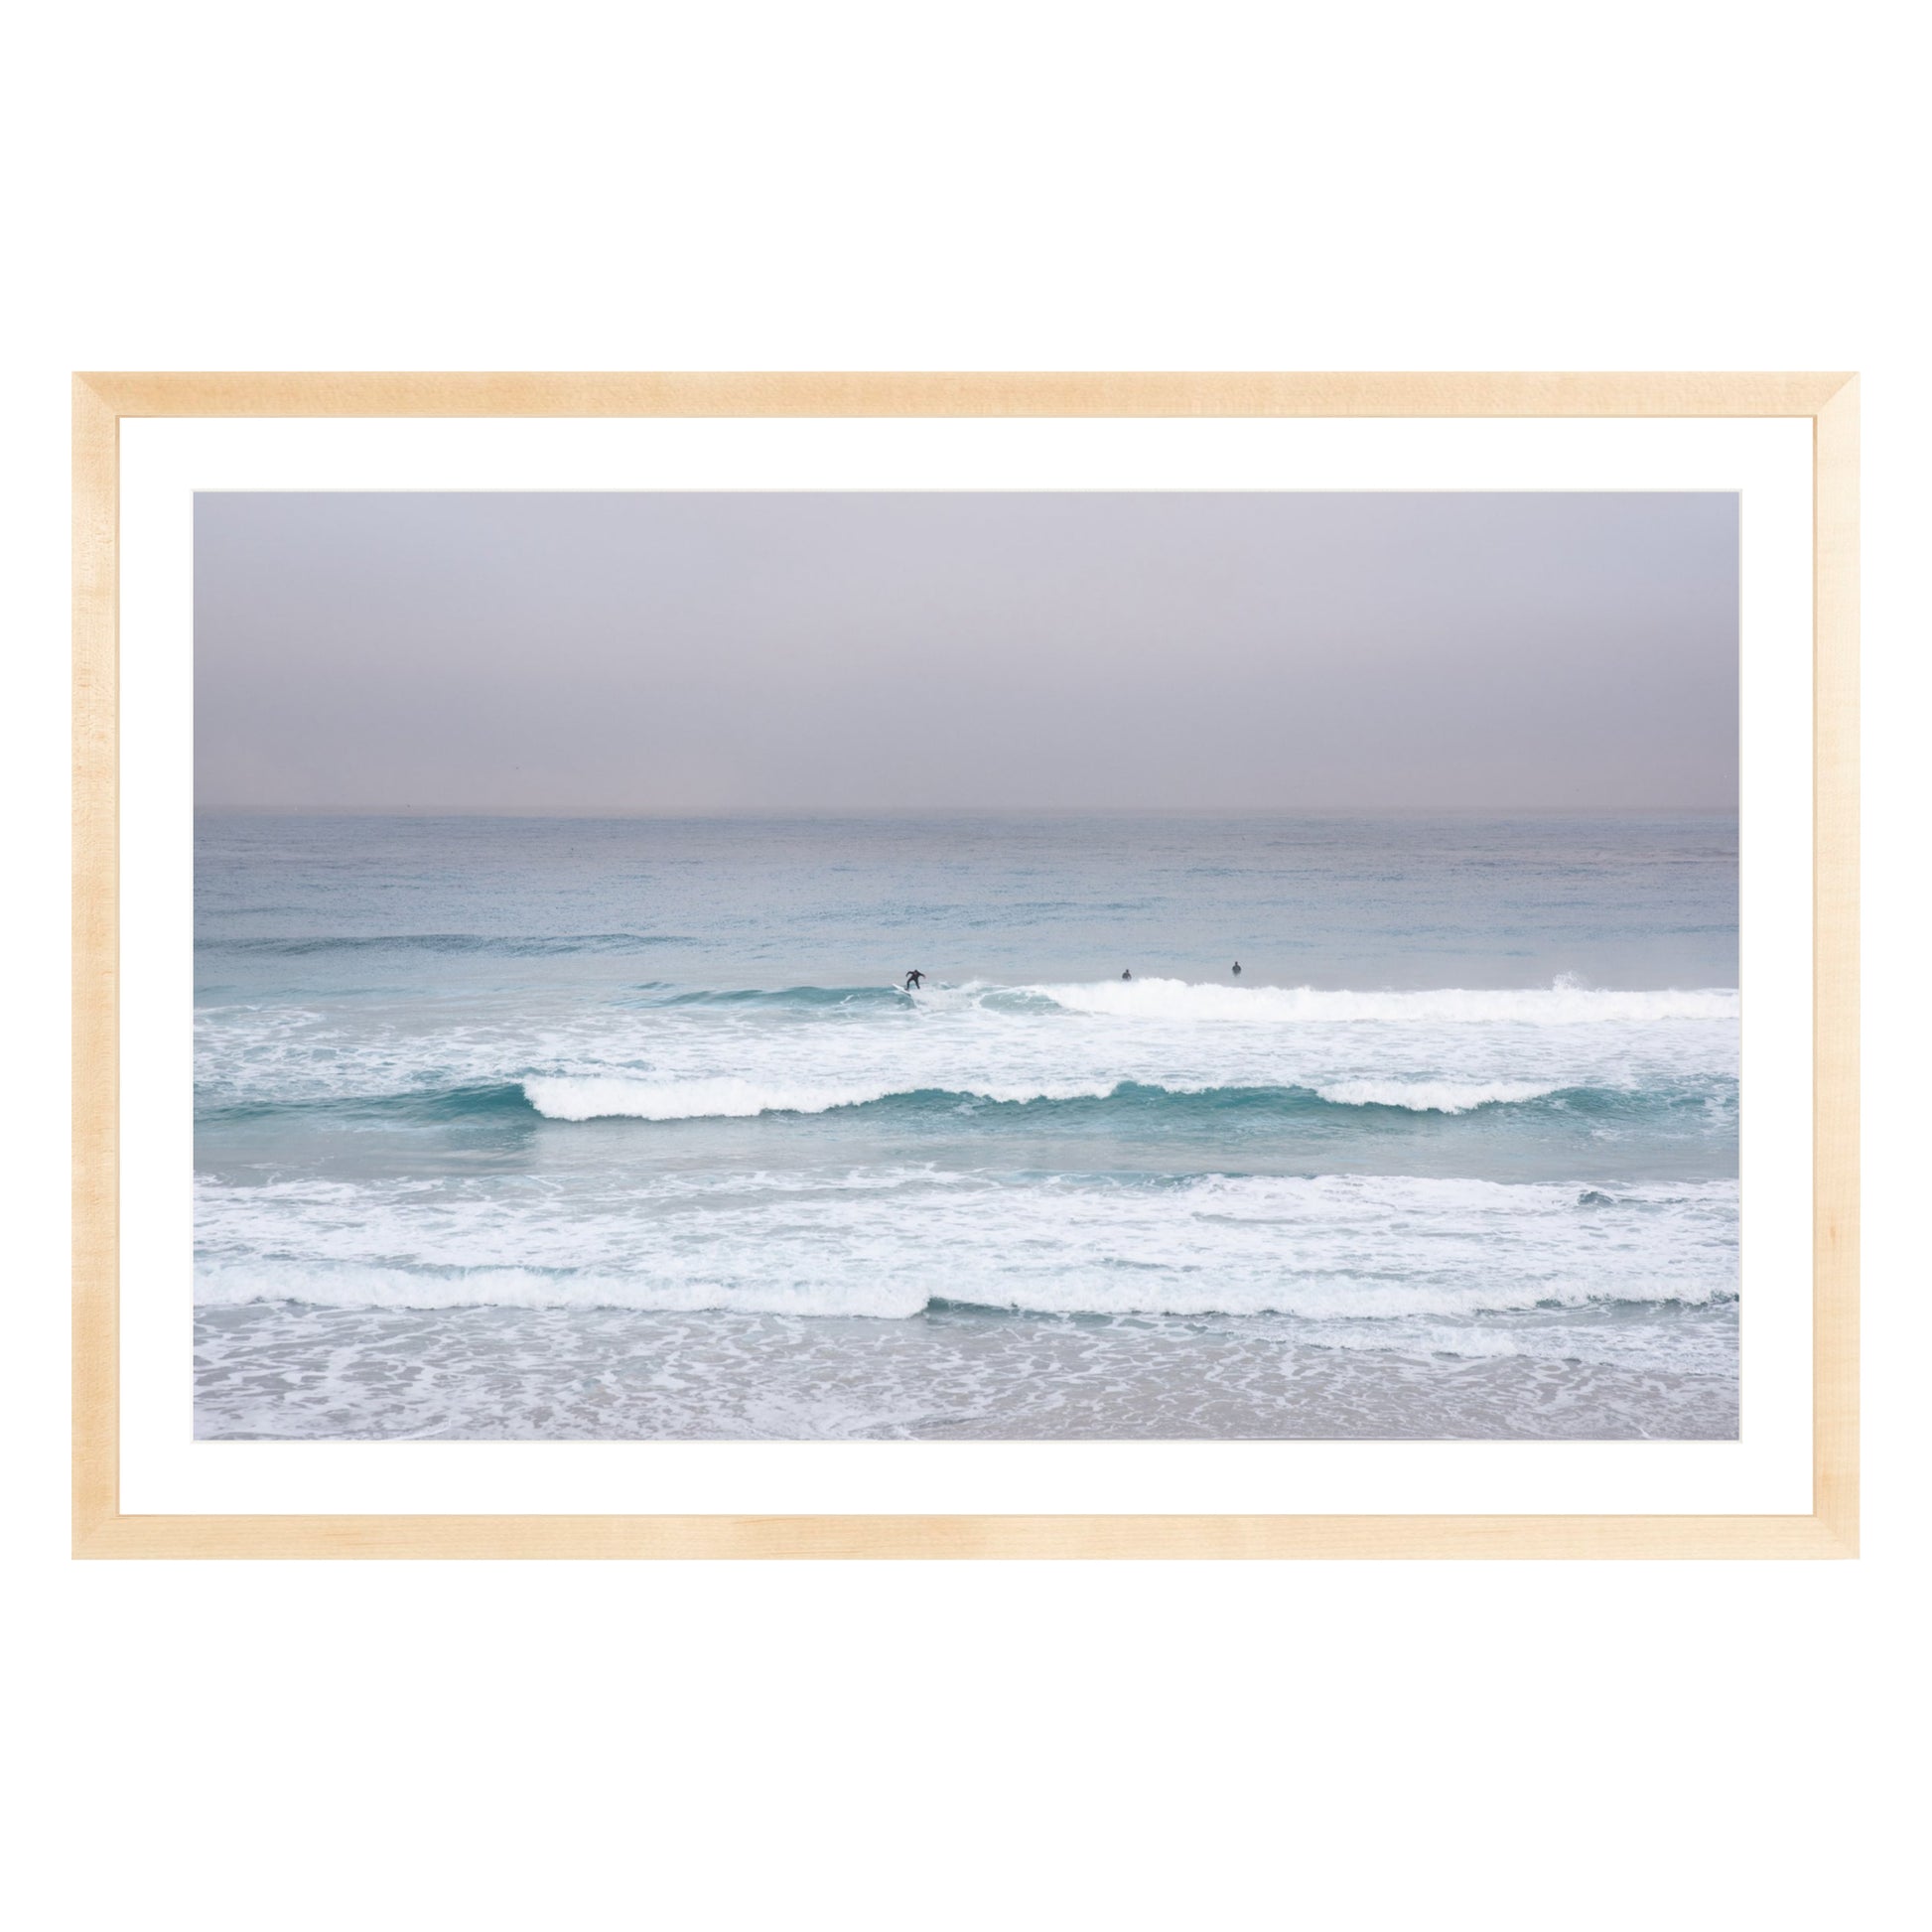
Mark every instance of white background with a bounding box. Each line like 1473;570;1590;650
5;4;1925;1929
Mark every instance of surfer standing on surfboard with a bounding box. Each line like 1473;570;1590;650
903;970;925;991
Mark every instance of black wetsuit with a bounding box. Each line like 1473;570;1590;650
903;971;924;991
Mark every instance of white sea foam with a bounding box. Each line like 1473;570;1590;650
1028;978;1738;1025
194;1170;1739;1323
200;976;1740;1121
520;1072;1129;1121
194;1259;937;1319
522;1071;1581;1120
525;1074;875;1121
1311;1078;1567;1113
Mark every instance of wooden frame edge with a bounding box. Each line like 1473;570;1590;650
72;1511;1857;1561
73;369;1858;420
73;374;120;1556
72;371;1860;1560
1812;375;1860;1555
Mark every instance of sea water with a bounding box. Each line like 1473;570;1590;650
193;812;1739;1439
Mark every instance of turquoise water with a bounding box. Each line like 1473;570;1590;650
193;811;1739;1439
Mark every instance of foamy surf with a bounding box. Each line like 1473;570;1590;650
200;971;1740;1122
522;1073;891;1121
1311;1078;1566;1113
1026;977;1738;1024
193;1170;1739;1322
195;811;1742;1440
518;1072;1593;1122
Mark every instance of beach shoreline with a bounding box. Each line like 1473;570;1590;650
195;1300;1740;1443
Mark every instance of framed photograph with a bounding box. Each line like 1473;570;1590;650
72;372;1858;1558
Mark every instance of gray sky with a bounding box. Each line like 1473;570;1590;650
196;491;1737;811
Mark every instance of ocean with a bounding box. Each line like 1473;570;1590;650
193;811;1740;1440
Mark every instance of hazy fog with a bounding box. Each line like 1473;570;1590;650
196;491;1737;812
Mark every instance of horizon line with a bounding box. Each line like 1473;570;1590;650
193;802;1740;819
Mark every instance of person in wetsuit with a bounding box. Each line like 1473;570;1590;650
1232;961;1242;976
1121;968;1132;980
903;970;925;991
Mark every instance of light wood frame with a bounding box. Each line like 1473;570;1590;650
72;372;1860;1559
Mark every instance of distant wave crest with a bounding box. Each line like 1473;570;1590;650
610;976;1740;1023
1022;977;1738;1025
203;932;694;957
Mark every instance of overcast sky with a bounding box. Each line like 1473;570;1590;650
195;491;1737;812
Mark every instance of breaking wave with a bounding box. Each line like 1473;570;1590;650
519;1072;1590;1122
1018;977;1737;1024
